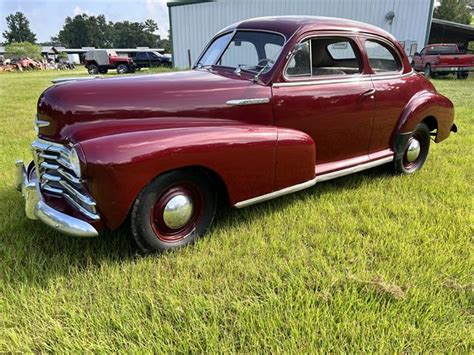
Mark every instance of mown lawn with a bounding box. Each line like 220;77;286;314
0;68;472;352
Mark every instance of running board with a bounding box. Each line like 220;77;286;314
234;155;393;208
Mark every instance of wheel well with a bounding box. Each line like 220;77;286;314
189;166;230;208
422;116;438;133
159;166;230;208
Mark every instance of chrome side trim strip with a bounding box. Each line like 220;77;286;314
235;177;317;208
226;98;270;106
315;156;393;183
234;155;394;208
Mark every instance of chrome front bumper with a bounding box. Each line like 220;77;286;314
15;160;99;237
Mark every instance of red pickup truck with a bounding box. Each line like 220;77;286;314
84;49;136;75
412;44;474;79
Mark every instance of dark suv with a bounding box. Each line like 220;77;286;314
132;51;172;68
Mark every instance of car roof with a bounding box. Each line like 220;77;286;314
218;16;396;42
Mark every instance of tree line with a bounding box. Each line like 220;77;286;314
2;12;171;52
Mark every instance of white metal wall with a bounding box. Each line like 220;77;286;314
170;0;433;68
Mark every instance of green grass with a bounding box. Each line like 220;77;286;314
0;68;472;352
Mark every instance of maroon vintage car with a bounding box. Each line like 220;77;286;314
16;17;456;252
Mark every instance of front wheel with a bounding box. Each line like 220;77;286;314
394;122;431;174
131;170;216;253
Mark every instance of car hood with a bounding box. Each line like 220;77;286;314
37;70;272;143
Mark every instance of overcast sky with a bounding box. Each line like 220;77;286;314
0;0;170;43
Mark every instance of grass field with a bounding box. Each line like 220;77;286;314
0;68;472;352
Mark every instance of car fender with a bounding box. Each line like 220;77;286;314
395;90;454;144
79;125;315;229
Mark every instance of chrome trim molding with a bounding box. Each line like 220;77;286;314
235;155;394;208
35;116;50;128
31;138;98;219
15;160;99;237
226;98;270;106
51;76;102;84
273;71;414;88
235;177;317;208
314;156;393;183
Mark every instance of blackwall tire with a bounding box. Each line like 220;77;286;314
424;64;431;78
131;170;216;253
88;64;99;75
117;64;128;74
394;122;431;175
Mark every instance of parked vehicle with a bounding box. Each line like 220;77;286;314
84;49;136;75
16;17;456;253
131;51;172;68
412;43;474;79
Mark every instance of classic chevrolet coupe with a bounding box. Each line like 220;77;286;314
16;17;456;252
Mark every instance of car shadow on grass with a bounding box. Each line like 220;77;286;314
1;164;393;286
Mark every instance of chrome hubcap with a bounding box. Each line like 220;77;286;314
162;194;194;229
406;137;421;162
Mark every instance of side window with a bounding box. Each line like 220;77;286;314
315;38;361;75
365;40;401;73
286;41;311;76
286;37;362;78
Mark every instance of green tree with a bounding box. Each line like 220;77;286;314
434;0;472;24
57;14;111;48
111;19;160;48
2;12;37;44
4;42;41;59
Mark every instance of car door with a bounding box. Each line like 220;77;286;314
413;47;426;70
136;52;148;67
149;52;161;67
362;37;412;154
272;34;375;170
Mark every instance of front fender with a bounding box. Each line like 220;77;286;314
80;125;279;229
395;90;454;143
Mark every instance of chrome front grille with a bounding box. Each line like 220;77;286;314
31;139;99;220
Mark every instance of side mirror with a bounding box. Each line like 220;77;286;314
414;52;420;56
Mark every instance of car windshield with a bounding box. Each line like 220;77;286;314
196;30;285;74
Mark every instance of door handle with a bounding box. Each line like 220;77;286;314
361;88;376;97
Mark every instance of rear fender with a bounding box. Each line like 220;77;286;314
395;90;454;144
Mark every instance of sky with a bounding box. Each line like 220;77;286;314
0;0;170;43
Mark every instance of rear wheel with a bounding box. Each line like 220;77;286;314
117;63;129;74
394;122;431;174
87;64;99;75
457;71;469;80
131;170;216;253
424;64;431;78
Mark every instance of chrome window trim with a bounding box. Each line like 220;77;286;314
273;70;414;88
283;33;364;82
362;36;404;76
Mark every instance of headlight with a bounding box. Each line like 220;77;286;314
68;147;81;177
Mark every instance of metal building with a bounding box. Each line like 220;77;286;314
168;0;435;68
